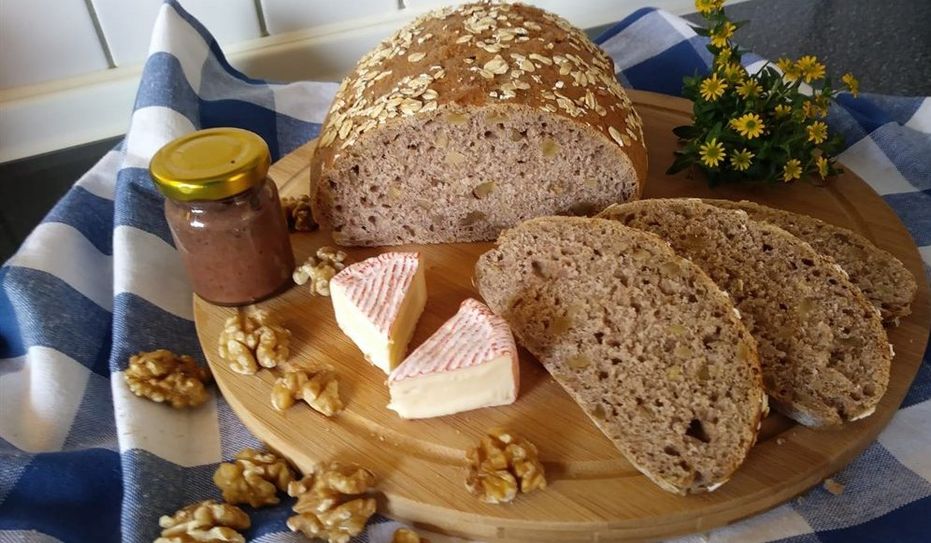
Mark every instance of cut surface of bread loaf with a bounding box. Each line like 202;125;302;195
705;199;917;325
475;216;765;495
310;2;646;246
599;199;892;427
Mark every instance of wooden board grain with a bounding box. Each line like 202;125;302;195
194;90;931;542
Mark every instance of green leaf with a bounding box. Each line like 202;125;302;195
673;125;700;139
666;154;694;175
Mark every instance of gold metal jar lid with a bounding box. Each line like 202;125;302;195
149;127;271;201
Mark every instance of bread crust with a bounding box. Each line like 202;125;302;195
310;2;647;244
476;216;765;494
600;199;892;427
705;199;917;325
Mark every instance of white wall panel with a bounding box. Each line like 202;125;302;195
261;0;399;35
403;0;698;31
92;0;263;66
0;0;110;89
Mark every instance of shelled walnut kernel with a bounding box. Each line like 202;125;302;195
465;428;546;504
218;309;291;375
271;369;344;416
293;246;347;296
287;462;377;543
281;194;317;232
154;500;250;543
124;349;210;409
392;527;429;543
213;448;295;508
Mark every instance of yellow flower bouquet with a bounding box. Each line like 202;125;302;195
669;0;860;184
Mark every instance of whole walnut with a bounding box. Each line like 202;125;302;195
124;349;211;409
213;448;295;508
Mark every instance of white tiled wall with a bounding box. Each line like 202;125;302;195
1;0;687;90
261;0;399;35
91;0;264;67
0;0;110;89
0;0;706;160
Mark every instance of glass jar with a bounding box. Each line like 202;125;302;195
150;127;295;306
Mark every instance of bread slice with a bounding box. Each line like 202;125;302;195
310;2;646;246
705;199;917;325
599;199;892;427
475;216;765;495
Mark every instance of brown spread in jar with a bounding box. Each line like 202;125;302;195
150;128;295;305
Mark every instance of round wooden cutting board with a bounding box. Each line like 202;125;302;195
194;90;930;542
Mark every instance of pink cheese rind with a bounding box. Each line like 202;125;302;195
330;252;422;334
389;298;518;383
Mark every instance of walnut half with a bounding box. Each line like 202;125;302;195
124;349;211;409
281;194;317;232
217;309;291;375
271;369;344;416
293;246;347;296
154;500;250;543
287;462;377;543
213;448;295;508
465;429;547;504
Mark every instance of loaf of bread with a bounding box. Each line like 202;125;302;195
475;217;765;494
599;199;892;427
706;199;917;325
310;2;647;246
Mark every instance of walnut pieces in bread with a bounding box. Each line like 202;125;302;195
124;349;211;409
310;2;647;246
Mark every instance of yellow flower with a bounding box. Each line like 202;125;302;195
699;138;726;168
699;73;728;101
695;0;724;15
795;55;826;82
730;148;754;171
783;159;802;182
774;104;792;117
716;47;733;64
710;21;736;48
719;62;745;83
777;57;801;82
807;120;828;144
729;113;766;139
842;72;860;97
802;99;827;118
816;155;830;178
736;79;762;98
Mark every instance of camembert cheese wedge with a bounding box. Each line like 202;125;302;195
387;298;519;419
330;252;426;374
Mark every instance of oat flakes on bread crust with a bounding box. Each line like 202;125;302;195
310;2;647;246
705;199;917;326
475;216;765;495
599;199;892;427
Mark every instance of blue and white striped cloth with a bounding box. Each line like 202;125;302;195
1;3;929;542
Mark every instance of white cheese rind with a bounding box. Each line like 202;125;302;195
330;252;426;374
387;298;519;419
